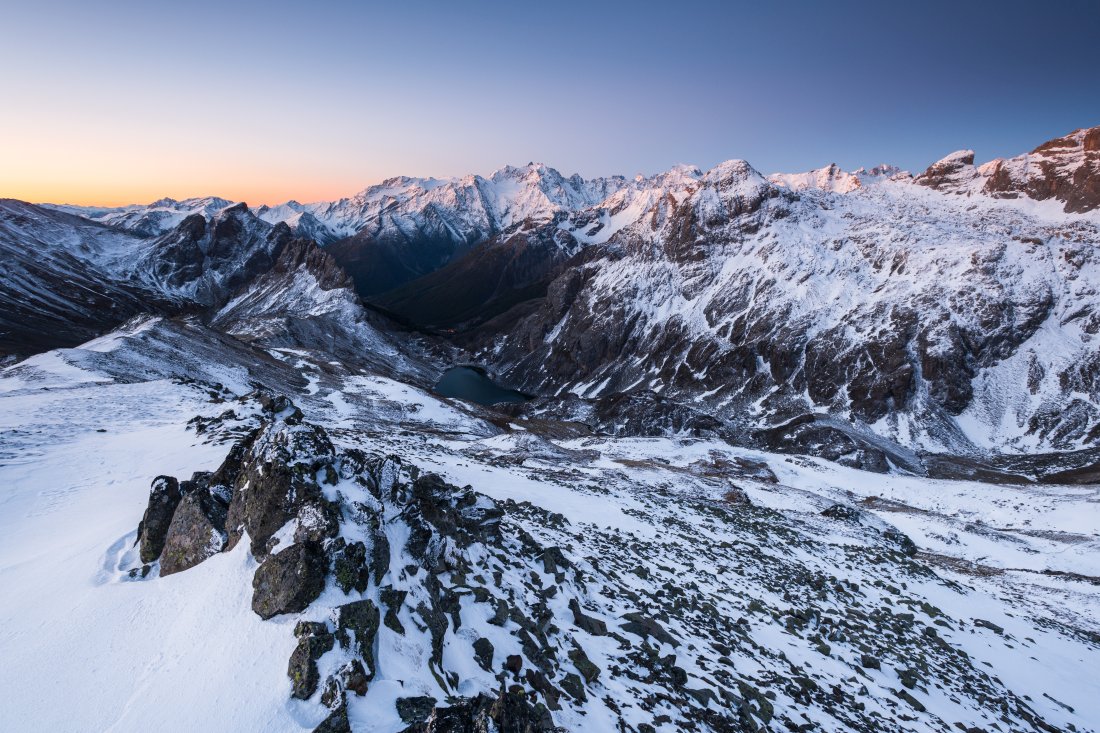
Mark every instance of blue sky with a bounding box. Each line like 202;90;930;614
2;0;1098;204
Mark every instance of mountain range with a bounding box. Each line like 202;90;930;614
2;126;1098;733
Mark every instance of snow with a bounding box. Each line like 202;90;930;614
0;379;321;732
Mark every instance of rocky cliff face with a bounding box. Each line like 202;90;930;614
914;126;1100;213
138;203;293;307
983;126;1100;213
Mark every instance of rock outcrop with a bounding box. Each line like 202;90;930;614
136;476;182;563
983;126;1100;212
159;477;229;576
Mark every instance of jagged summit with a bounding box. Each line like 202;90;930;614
45;126;1100;251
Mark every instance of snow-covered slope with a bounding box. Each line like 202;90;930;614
769;163;863;193
1;323;1097;733
0;199;164;355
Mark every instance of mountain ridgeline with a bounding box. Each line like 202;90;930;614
10;125;1100;475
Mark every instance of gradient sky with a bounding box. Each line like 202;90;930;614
2;0;1098;206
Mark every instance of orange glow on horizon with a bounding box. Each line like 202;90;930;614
0;136;388;208
0;176;375;209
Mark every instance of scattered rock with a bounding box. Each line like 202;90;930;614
332;539;370;594
399;690;555;733
882;528;918;557
336;600;380;677
568;647;600;683
380;587;407;634
821;504;860;522
621;612;679;647
974;618;1005;635
568;599;608;636
895;688;926;713
312;703;351;733
341;659;370;697
473;637;494;673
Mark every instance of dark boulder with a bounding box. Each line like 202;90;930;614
136;476;182;563
159;485;230;576
225;420;337;557
472;637;494;672
567;599;607;636
333;540;371;594
400;474;504;568
821;504;861;522
882;528;918;557
251;541;327;619
312;703;351;733
567;647;601;684
380;587;407;634
620;612;680;647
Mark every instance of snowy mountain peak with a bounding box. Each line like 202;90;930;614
914;149;979;190
703;158;764;184
852;163;909;181
769;163;862;193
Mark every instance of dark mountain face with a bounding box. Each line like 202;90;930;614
372;224;582;329
326;229;471;298
139;203;293;307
